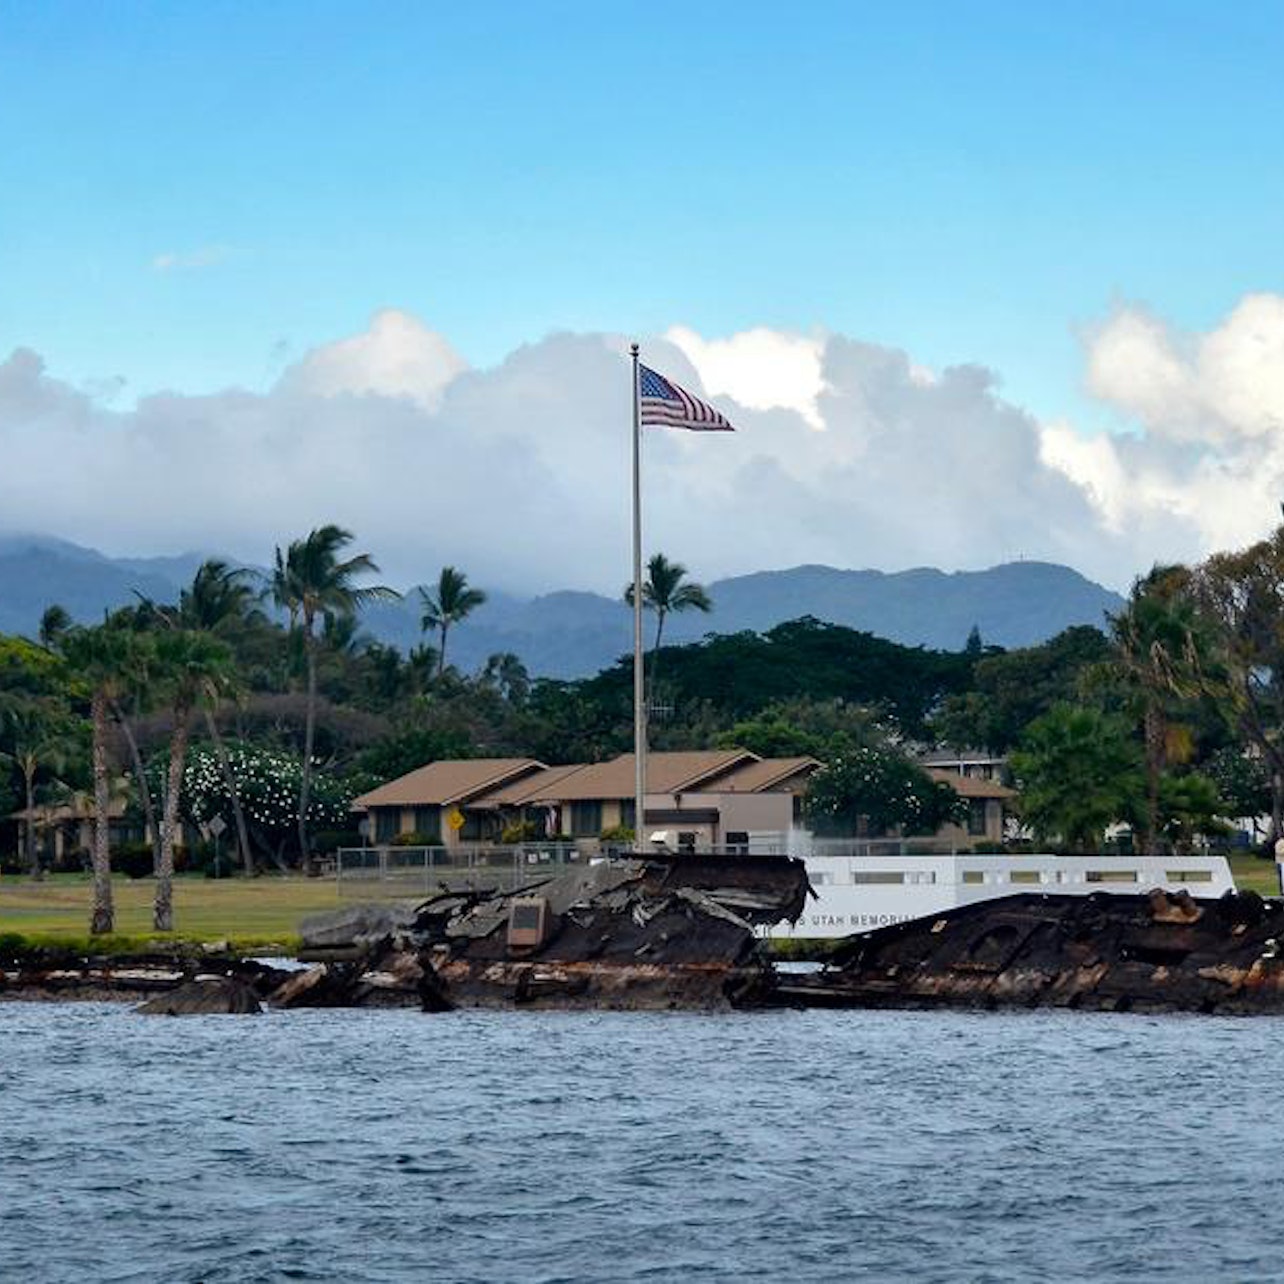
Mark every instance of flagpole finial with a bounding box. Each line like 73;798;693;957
630;342;639;357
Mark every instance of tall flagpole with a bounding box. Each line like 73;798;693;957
630;343;646;856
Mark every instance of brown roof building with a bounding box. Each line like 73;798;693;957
352;758;547;845
351;751;822;851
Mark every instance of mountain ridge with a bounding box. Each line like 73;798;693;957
0;534;1123;678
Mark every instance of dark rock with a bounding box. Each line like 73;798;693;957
136;977;262;1016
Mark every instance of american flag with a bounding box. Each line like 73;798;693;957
639;363;736;431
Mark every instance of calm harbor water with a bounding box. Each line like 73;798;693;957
1;1004;1281;1283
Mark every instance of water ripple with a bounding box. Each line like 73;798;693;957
2;1006;1284;1281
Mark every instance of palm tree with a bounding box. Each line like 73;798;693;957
0;694;71;879
152;630;235;931
1110;566;1214;853
481;651;530;705
107;616;163;873
175;561;260;876
623;553;713;707
419;567;487;678
38;604;72;650
270;526;400;868
180;559;262;632
61;624;134;934
407;643;439;695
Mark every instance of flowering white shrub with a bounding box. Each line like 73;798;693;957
149;743;353;841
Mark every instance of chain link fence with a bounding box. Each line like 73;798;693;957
335;843;588;901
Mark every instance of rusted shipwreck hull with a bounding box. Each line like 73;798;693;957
299;852;811;1012
776;888;1284;1016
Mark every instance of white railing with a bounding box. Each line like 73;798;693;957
806;836;968;858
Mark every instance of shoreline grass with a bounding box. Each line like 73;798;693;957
0;873;344;952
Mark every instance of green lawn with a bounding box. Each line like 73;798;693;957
1229;851;1279;898
0;873;346;952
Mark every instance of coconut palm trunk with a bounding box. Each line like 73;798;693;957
154;706;191;932
21;759;40;880
89;689;115;935
437;621;450;678
203;706;254;876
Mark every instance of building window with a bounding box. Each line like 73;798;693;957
413;807;442;843
620;799;636;829
570;801;603;837
967;800;987;836
375;809;400;843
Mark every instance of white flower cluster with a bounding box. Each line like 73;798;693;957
171;744;353;834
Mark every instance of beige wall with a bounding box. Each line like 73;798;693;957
639;791;797;848
932;798;1005;847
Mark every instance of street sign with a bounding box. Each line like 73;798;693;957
447;807;465;832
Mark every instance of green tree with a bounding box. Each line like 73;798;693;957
419;566;487;678
155;742;357;870
61;624;137;933
1010;704;1145;852
1157;773;1227;854
175;560;261;875
480;651;530;705
1195;528;1284;842
38;604;72;650
1108;566;1217;854
271;526;399;868
717;697;883;759
1205;746;1271;833
624;553;713;654
152;630;235;931
0;634;63;695
0;693;76;878
105;613;163;873
932;625;1112;752
623;553;712;706
804;744;965;837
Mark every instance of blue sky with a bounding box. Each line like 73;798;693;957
3;0;1282;429
3;2;1284;593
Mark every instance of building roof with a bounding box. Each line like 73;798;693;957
9;798;128;823
519;751;756;802
353;758;546;809
471;763;589;809
928;768;1016;800
356;750;825;814
920;749;1007;767
707;756;821;793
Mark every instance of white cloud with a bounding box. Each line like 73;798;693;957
1085;293;1284;444
2;300;1283;597
279;308;468;411
665;324;826;429
1044;292;1284;561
